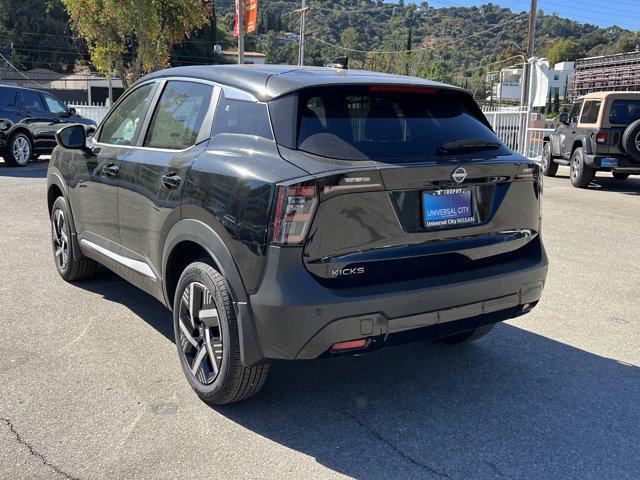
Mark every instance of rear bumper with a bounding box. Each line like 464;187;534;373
248;238;548;361
585;154;640;172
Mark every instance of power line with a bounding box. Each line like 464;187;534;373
450;55;525;76
0;51;46;87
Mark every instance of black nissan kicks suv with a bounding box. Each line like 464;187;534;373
47;65;548;405
0;85;96;166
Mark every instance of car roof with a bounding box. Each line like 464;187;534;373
0;83;49;95
582;91;640;101
140;65;466;101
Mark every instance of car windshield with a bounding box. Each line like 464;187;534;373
276;86;506;161
609;99;640;125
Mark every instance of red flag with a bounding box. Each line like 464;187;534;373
234;0;258;37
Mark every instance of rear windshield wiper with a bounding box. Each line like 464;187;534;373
438;139;502;153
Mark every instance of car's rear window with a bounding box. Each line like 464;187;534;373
609;99;640;125
270;86;505;161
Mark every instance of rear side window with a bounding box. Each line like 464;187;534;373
144;81;213;150
43;95;67;114
272;86;504;161
20;91;44;111
580;101;601;124
99;83;154;145
609;99;640;125
0;88;16;107
211;97;273;140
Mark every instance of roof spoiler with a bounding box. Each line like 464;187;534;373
326;57;348;70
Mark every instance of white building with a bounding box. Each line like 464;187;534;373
221;50;266;65
494;59;574;108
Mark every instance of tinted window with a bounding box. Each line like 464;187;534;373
0;88;16;107
281;86;503;161
569;100;582;124
580;101;601;124
144;81;213;150
20;91;44;111
99;83;154;145
43;95;67;114
609;99;640;125
211;97;273;140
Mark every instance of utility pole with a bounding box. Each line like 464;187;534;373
295;0;309;66
522;0;537;107
238;0;245;64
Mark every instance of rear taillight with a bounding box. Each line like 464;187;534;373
595;132;607;144
271;184;318;245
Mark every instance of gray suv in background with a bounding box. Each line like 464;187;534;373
47;65;548;404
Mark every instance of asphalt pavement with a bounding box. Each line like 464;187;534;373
0;160;639;480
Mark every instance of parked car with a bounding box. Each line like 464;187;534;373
542;91;640;187
0;85;96;166
47;65;548;404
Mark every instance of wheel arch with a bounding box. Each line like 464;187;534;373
8;125;34;143
162;219;264;366
571;135;592;156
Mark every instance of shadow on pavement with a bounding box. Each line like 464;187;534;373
79;267;174;341
591;175;640;195
553;172;640;195
0;159;49;178
76;268;640;479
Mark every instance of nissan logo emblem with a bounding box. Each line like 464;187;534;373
452;167;467;183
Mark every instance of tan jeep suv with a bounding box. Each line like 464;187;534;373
542;91;640;188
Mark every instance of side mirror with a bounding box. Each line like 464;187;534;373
68;107;77;116
56;124;86;150
559;112;569;124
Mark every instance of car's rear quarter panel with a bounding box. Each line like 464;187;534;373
181;134;308;293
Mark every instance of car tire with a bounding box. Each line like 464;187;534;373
621;119;640;162
438;324;495;344
173;260;269;405
541;142;558;177
612;172;630;180
570;147;594;188
4;132;33;167
50;196;97;281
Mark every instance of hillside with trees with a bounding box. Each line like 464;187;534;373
211;0;640;94
1;0;638;94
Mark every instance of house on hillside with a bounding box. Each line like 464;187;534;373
221;50;266;64
493;59;574;109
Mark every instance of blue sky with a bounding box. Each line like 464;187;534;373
400;0;639;31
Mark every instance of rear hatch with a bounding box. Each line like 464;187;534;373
599;97;640;157
269;85;542;289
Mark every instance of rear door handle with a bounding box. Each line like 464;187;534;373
102;163;119;177
162;173;181;189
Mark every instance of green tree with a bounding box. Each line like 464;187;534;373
545;89;552;115
263;30;279;64
615;32;640;53
63;0;211;87
405;25;412;76
546;39;583;66
340;27;362;68
553;88;560;114
0;0;85;72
